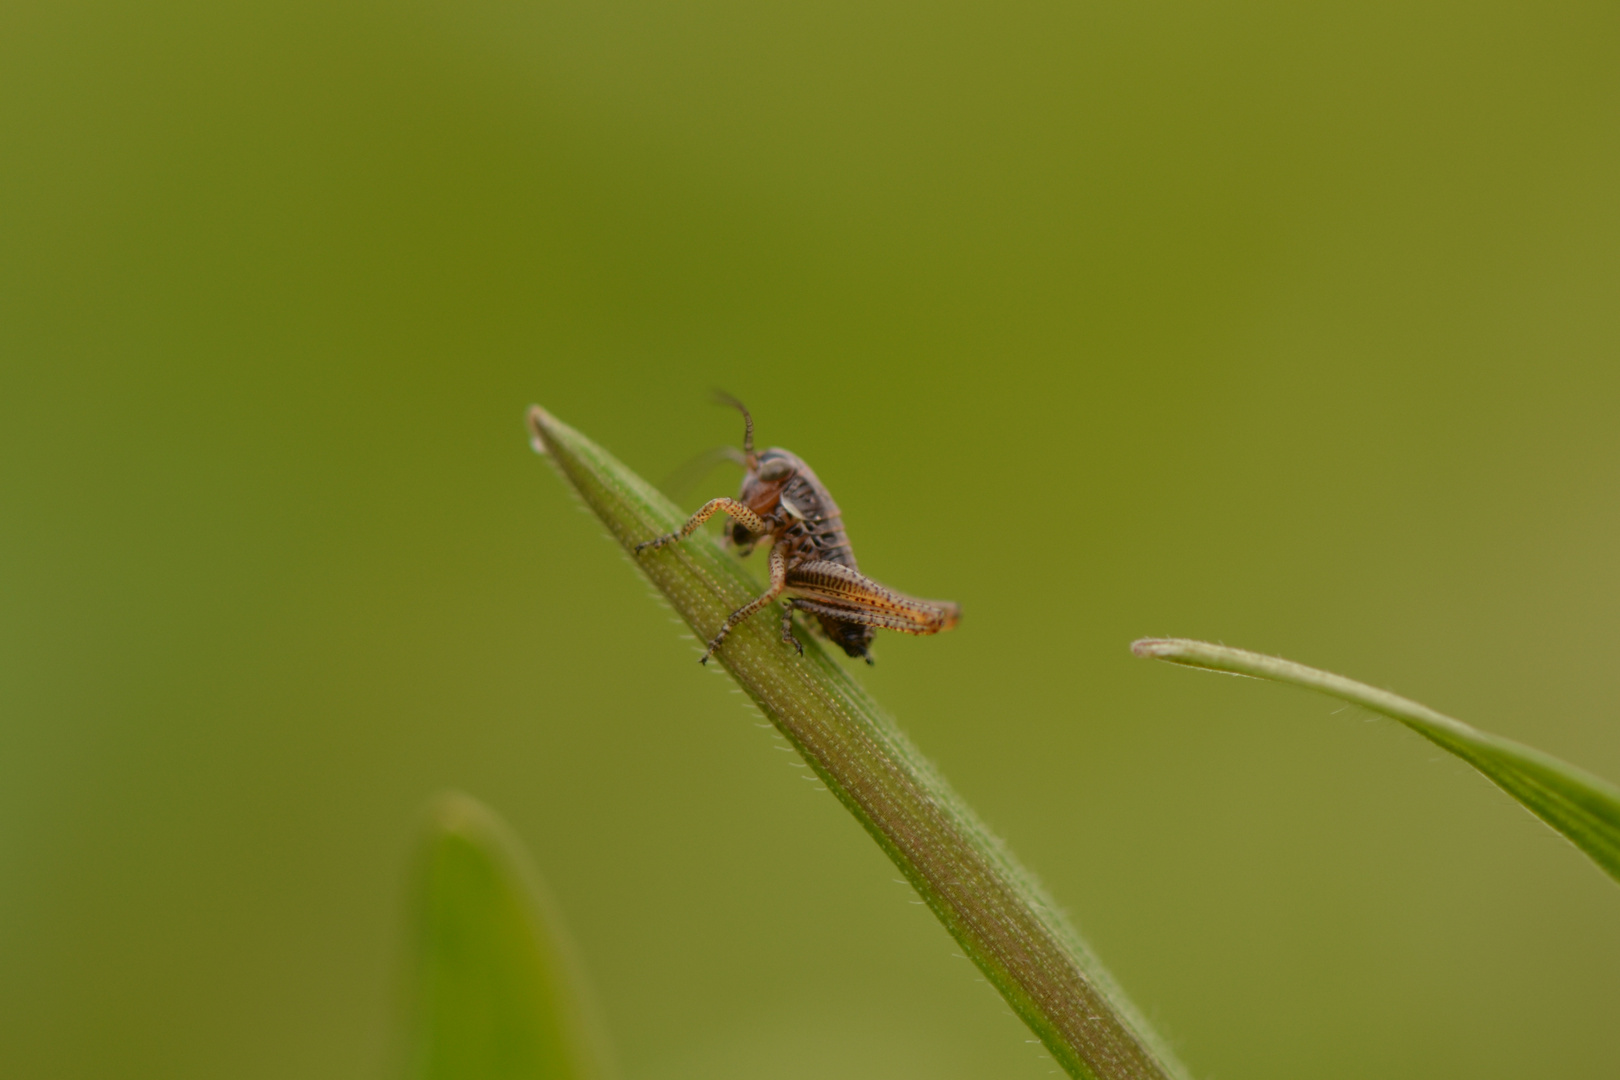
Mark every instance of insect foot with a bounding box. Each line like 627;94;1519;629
634;532;678;554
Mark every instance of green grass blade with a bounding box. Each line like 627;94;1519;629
404;792;612;1080
1132;638;1620;887
527;405;1189;1080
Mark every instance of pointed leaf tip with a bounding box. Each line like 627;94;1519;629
1133;638;1620;888
404;792;610;1080
526;405;552;456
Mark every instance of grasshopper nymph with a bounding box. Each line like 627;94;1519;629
637;396;960;665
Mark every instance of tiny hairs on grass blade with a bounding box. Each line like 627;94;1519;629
1132;638;1620;887
527;404;1189;1080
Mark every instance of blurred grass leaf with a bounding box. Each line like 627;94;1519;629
527;405;1189;1080
1134;638;1620;887
404;792;611;1080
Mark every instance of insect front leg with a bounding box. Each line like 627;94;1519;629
700;541;789;664
636;498;767;554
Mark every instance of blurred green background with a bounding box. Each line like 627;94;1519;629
3;0;1618;1077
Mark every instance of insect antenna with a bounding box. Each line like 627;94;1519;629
712;391;757;468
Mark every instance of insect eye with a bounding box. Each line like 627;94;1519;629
757;458;794;482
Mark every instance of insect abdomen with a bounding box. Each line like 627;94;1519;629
780;473;857;568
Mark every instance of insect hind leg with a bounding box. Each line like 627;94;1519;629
781;600;804;656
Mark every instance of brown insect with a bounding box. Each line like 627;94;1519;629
637;396;960;665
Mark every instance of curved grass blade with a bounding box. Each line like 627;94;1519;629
1132;638;1620;887
404;792;612;1080
527;405;1189;1080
